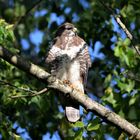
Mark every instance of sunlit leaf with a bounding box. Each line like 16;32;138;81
117;79;135;93
72;121;85;128
87;119;100;131
73;129;83;140
129;96;137;106
123;38;131;46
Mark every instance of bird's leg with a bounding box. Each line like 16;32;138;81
63;80;84;94
63;80;71;86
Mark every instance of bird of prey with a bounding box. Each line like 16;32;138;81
45;22;91;122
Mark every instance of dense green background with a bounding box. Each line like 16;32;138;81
0;0;140;139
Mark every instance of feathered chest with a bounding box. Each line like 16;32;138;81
46;34;91;87
54;59;81;82
50;42;81;78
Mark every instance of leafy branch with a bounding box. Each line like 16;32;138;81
120;70;140;83
0;45;140;139
11;88;48;98
0;79;48;98
98;0;140;56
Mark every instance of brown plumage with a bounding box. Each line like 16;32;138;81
45;22;91;122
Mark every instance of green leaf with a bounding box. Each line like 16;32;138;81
87;123;100;131
114;45;121;57
120;6;127;17
72;121;85;128
129;96;137;106
128;107;137;120
123;38;131;46
123;53;130;66
9;132;23;140
117;79;135;93
87;118;100;131
0;19;15;45
29;96;41;109
104;74;112;87
118;109;125;118
73;129;83;140
102;88;117;107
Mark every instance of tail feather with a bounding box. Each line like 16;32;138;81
65;106;80;123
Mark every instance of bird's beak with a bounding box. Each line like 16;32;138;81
73;27;78;33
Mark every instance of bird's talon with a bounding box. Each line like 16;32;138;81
63;80;71;85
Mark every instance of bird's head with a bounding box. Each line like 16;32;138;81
55;22;78;36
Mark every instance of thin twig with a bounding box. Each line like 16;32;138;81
120;71;140;83
10;88;48;98
98;0;140;56
0;79;36;94
14;0;43;29
115;16;140;56
115;15;133;40
0;79;48;98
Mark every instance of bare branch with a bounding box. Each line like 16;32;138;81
0;45;140;139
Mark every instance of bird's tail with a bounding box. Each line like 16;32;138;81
65;105;80;123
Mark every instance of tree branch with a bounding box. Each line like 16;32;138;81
0;79;48;98
98;1;140;56
11;88;48;98
120;70;140;83
0;45;140;139
114;15;140;56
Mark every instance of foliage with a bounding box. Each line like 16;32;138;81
0;0;140;139
0;19;15;46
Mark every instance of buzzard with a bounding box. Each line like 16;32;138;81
45;22;91;122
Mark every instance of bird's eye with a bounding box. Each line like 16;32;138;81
67;27;72;30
